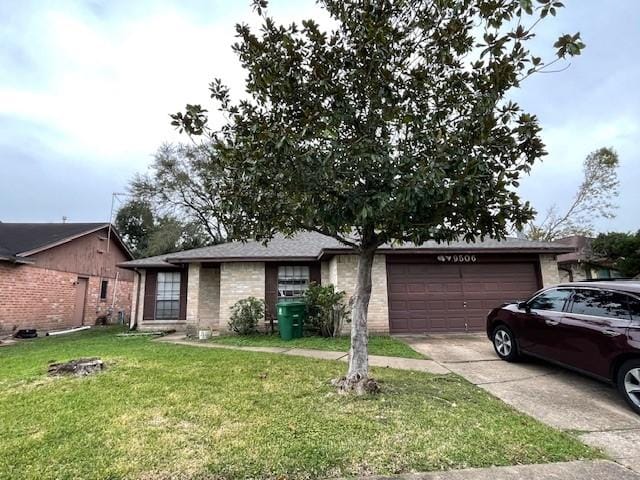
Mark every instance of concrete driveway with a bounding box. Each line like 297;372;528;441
403;334;640;473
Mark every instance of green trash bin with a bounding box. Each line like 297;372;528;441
277;301;306;340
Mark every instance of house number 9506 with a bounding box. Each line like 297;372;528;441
437;254;477;263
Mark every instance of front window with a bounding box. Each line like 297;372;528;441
156;272;181;319
278;266;310;301
629;297;640;323
528;288;572;312
570;289;631;320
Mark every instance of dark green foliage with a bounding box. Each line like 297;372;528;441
592;232;640;278
172;0;584;252
229;297;265;334
131;143;228;245
115;198;209;258
304;283;350;337
171;0;584;373
115;199;155;257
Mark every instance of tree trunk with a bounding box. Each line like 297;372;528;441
335;247;380;394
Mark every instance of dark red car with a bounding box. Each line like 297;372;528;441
486;281;640;414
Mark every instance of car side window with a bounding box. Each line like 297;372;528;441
528;289;572;312
569;289;631;320
628;297;640;323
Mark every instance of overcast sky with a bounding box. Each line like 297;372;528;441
0;0;637;234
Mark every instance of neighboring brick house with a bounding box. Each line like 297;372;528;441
554;235;623;282
120;232;573;335
0;223;134;334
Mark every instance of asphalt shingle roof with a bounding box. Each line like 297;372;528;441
120;231;574;268
0;222;109;256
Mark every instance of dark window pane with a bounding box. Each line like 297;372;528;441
277;265;310;300
529;289;572;311
156;300;180;320
100;280;108;300
626;297;640;322
155;271;181;320
570;290;631;320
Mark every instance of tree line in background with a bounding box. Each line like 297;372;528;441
117;142;626;262
115;143;227;258
592;231;640;278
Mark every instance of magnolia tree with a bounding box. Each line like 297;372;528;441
173;0;584;393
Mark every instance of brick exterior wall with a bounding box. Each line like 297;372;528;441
329;254;390;333
199;266;220;329
0;263;133;334
184;264;221;330
539;254;560;287
559;263;584;283
133;270;146;327
85;274;133;325
218;262;265;329
186;263;200;324
320;260;330;285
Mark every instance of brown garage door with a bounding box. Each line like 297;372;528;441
388;262;539;333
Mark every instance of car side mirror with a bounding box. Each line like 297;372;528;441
518;301;530;312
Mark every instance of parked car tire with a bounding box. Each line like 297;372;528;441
492;325;520;362
617;359;640;415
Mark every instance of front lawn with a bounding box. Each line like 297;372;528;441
0;328;598;479
210;333;426;359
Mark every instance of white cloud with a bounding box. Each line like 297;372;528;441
0;0;327;168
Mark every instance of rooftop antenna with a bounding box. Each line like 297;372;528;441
107;192;130;253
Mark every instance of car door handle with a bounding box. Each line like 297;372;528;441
545;319;559;326
603;329;622;337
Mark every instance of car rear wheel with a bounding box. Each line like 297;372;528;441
617;359;640;415
492;325;520;362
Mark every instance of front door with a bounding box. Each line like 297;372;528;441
73;277;88;325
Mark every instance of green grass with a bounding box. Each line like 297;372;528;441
210;333;427;359
0;328;599;480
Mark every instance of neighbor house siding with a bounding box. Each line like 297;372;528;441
539;254;560;287
27;228;134;282
330;254;389;333
219;262;266;329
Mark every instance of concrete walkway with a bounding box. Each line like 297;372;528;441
363;460;639;479
404;334;640;473
157;334;450;374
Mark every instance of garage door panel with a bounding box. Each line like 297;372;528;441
406;318;428;332
388;261;539;333
407;300;426;310
388;283;408;294
407;283;426;293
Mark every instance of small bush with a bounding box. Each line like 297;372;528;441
304;283;349;338
229;297;265;335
